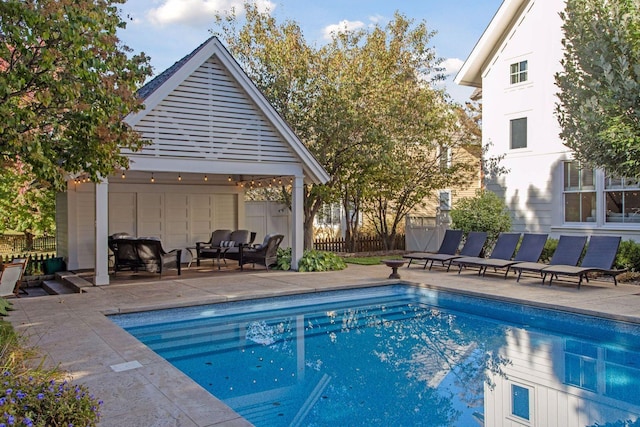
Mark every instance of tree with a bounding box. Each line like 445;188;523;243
0;162;55;248
214;5;477;249
450;190;512;248
0;0;152;190
555;0;640;178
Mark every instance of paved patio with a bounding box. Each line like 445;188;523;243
6;263;640;426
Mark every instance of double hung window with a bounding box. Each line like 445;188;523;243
564;162;595;222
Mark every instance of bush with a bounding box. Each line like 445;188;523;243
298;250;347;272
274;248;347;272
0;321;102;426
450;190;512;248
540;238;558;264
615;240;640;272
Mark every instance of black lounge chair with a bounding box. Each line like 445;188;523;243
452;232;521;275
475;233;548;278
403;229;464;268
416;231;488;271
511;235;587;283
542;235;624;288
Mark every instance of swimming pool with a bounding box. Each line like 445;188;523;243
110;285;640;426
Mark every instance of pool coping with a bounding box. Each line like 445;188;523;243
6;264;640;426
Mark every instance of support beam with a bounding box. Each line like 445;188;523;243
291;175;304;270
94;179;110;285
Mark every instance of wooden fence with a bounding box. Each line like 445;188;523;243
314;234;405;253
0;235;56;253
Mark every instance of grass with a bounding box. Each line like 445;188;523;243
342;255;404;265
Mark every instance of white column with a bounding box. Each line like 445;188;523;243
291;175;304;270
94;179;110;286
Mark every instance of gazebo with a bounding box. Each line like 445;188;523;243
56;37;329;285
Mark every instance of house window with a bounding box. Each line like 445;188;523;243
316;203;342;227
564;340;598;392
510;60;528;84
604;176;640;223
564;162;596;222
439;190;451;211
510;118;527;149
511;384;531;421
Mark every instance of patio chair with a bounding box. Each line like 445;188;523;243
542;235;624;288
511;235;587;283
135;239;182;276
223;231;257;264
196;229;232;267
415;231;488;271
451;232;521;275
239;234;285;271
403;229;464;268
109;235;141;275
9;257;29;295
474;233;548;278
0;263;23;298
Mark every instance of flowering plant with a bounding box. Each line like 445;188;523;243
0;372;102;427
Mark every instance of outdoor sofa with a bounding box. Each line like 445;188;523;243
108;234;182;277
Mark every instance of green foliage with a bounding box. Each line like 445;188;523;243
0;299;13;316
556;0;640;177
213;6;478;249
298;250;347;272
0;164;55;236
343;256;402;266
540;238;559;264
0;0;152;189
0;320;101;426
450;190;512;247
614;239;640;272
274;247;292;271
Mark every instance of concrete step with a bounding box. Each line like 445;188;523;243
56;271;93;292
41;280;77;295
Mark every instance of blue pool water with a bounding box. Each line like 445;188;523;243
110;285;640;426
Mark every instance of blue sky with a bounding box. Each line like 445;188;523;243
117;0;503;104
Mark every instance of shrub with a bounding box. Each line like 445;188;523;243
540;238;558;264
274;248;347;272
615;240;640;272
450;190;512;247
298;250;347;272
0;321;102;427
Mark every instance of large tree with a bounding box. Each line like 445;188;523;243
214;5;476;249
556;0;640;177
0;0;152;190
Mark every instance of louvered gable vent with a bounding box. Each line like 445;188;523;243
129;56;297;163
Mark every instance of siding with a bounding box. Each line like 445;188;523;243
131;56;297;164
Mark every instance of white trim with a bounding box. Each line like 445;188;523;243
455;0;531;88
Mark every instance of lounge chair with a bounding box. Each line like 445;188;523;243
0;263;23;298
474;233;548;278
452;232;521;275
403;229;464;268
542;235;624;288
415;231;488;271
511;235;587;283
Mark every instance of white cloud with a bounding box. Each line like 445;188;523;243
147;0;275;27
440;58;464;76
322;19;365;40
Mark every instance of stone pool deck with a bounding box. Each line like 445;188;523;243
6;263;640;426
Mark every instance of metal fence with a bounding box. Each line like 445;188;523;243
314;234;405;253
0;235;56;253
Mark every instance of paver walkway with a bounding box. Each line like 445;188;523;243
6;263;640;426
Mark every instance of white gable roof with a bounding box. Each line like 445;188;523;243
124;37;329;184
455;0;530;88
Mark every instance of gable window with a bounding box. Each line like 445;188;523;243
510;60;528;84
510;118;527;149
564;161;595;222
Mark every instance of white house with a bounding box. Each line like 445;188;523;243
455;0;640;240
56;37;330;284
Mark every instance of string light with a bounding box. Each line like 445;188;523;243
204;175;208;182
151;173;155;183
228;176;232;182
121;171;126;179
178;174;182;181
